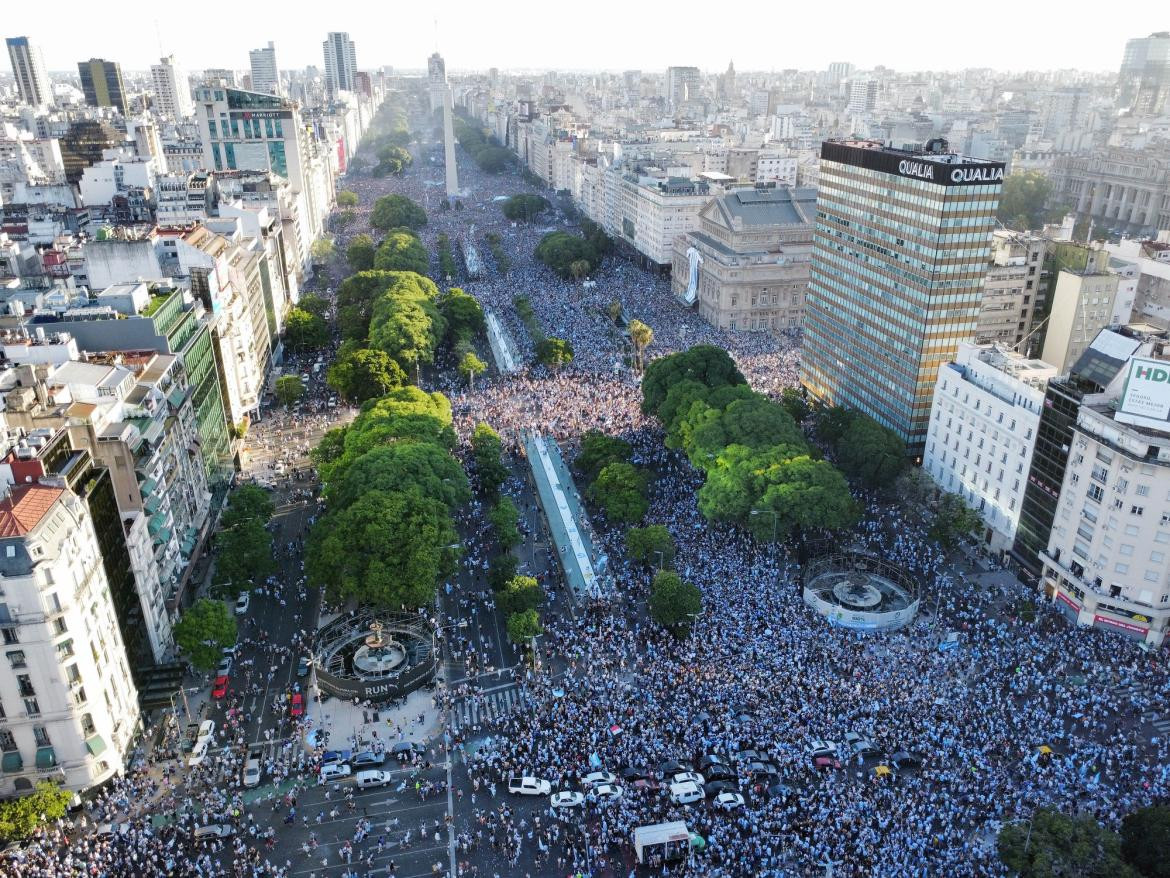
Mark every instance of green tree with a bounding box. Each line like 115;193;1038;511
284;307;330;351
370;194;427;231
498;575;545;615
307;490;456;608
815;405;859;447
275;374;305;407
836;414;907;489
928;492;984;549
606;300;623;324
326;347;407;403
590;461;648;524
681;393;805;471
625;525;676;567
221;483;274;528
472;422;510;497
326;442;470;512
336;271;415;340
997;171;1056;232
998;809;1138;878
0;782;75;842
346;234;376;272
536;337;574;369
779;387;811;423
1121;805;1170;878
506;609;543;644
575;431;632;482
569;259;591;280
336;189;359;208
438;288;485;343
648;570;702;634
534;231;602;279
490;496;522;549
459;350;487;390
475;146;513;173
373;143;413;176
368;288;446;379
628;319;653;373
374;229;430;274
501;193;550;222
173;598;238;671
214;519;275;590
488;552;519;592
298;294;330;319
310;237;335;265
641;345;747;418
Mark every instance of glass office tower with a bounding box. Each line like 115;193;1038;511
801;139;1004;455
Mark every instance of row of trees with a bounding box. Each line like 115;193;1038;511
512;295;574;369
213;484;276;593
534;220;611;279
575;432;650;526
307;387;467;608
452;115;513;173
642;345;857;542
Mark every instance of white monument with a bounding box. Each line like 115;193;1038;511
442;85;460;197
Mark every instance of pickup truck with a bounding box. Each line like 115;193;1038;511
507;776;551;796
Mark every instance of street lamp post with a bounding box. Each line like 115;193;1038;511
750;508;780;544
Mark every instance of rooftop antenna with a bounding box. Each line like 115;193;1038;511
154;19;164;58
434;18;439;54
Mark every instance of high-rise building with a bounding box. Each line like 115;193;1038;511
847;79;878;113
77;58;127;115
827;62;854;84
6;36;53;107
665;66;701;111
151;55;194;120
322;32;357;96
1119;32;1170;116
800;139;1005;454
249;42;279;95
428;52;447;113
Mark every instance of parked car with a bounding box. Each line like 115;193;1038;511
747;762;780;781
620;766;651;782
319;763;351;783
697;754;729;772
550;791;585;809
713;792;746;811
808;740;838;758
735;749;764;763
658;759;692;777
193;825;234;839
391;741;426;761
890;751;923;770
234;592;250;615
320;750;352;766
508;776;551;796
672;771;705;787
704;764;737;782
669;781;704;804
289;693;303;716
187;739;209;768
591;783;623;803
195;720;215;744
354;770;392;789
212;676;229;699
351;751;385;768
704;780;741;798
216;656;233;676
582;771;617;788
297;657;311;677
242;757;261;788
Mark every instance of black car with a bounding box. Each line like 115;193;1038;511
620;766;650;782
704;764;738;782
890;751;922;770
392;741;426;760
704;780;741;798
657;759;692;777
351;751;385;768
697;754;729;772
765;782;791;800
748;761;780;781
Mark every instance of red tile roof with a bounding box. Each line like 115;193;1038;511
0;485;64;537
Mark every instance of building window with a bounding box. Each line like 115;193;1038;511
1087;484;1104;503
32;726;50;747
0;730;15;752
23;698;39;717
1;628;17;645
1132;505;1145;516
81;713;96;736
15;675;34;698
6;651;25;669
1146;570;1161;583
1137;484;1150;497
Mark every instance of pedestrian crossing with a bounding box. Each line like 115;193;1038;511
450;684;523;734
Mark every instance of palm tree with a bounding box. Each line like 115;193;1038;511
628;319;653;373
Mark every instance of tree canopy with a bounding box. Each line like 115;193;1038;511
326;347;407;404
997;809;1138;878
336;189;359;208
501;193;550;222
506;608;543;643
489;496;522;549
325;441;470;511
346;234;376;272
648;570;702;634
626;525;676;567
472;422;509;497
275;374;304;407
173;597;238;671
575;431;633;482
284;307;330;351
373;229;430;274
368;278;446;376
438;288;485;345
0;782;74;842
370;194;427;232
590;461;649;524
535;337;574;369
498;575;545;616
997;171;1059;232
642;345;747;417
1121;805;1170;878
373;143;413;176
535;231;606;279
835;413;907;488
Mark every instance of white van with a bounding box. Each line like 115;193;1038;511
354;769;391;789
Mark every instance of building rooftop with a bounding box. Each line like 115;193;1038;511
715;186;817;227
0;484;63;537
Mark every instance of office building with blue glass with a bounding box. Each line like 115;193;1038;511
801;139;1005;455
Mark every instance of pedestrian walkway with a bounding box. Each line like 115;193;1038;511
449;683;523;735
484;307;522;374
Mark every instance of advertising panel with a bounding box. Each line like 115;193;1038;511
1116;357;1170;430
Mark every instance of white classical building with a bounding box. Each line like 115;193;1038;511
0;479;139;795
924;343;1058;552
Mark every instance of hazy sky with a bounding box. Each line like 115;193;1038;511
8;0;1165;75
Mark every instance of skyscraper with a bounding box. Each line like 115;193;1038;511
1119;32;1170;116
428;51;447;113
78;58;127;114
322;32;357;96
151;55;194;120
6;36;53;106
249;41;279;95
665;66;701;112
800;139;1004;454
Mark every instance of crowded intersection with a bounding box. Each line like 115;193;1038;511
5;94;1170;878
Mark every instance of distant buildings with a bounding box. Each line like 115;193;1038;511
1119;32;1170;116
322;32;357;96
800;139;1004;454
6;37;53;107
665;67;701;112
673;186;815;333
151;55;194;120
1049;145;1170;238
77;59;127;115
249;42;280;96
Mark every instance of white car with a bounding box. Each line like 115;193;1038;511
243;758;261;788
808;740;838;758
591;783;623;803
354;770;392;789
670;780;704;804
582;771;617;788
216;656;233;676
195;720;215;744
508;776;551;796
187;739;209;768
235;592;251;615
713;791;746;811
319;763;352;783
672;771;705;787
193;824;234;839
550;791;585;809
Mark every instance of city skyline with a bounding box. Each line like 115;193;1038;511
5;0;1168;75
